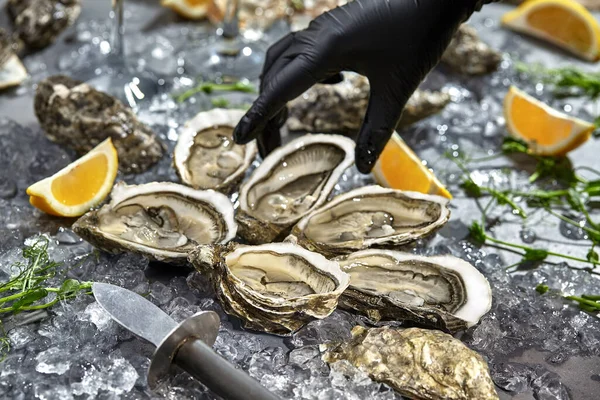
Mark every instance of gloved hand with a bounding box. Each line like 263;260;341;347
233;0;492;173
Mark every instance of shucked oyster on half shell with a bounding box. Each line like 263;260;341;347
323;326;499;400
189;242;350;335
236;134;355;244
335;250;492;332
287;186;450;258
73;182;236;264
173;109;257;194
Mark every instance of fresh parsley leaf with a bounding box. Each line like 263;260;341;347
587;249;599;264
523;248;549;262
502;137;529;154
461;178;482;197
536;284;549;294
469;222;487;245
211;98;230;108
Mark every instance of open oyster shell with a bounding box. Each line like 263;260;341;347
34;75;166;174
236;134;355;244
288;186;450;257
189;242;350;335
173;109;257;194
335;250;492;332
323;326;499;400
73;182;236;264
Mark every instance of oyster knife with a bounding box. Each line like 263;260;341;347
92;282;280;400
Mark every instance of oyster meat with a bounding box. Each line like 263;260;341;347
236;134;355;244
189;242;350;335
441;24;501;76
323;326;499;400
0;29;27;91
336;250;492;332
173;109;257;193
34;75;166;174
73;182;237;263
287;73;451;135
288;185;450;257
6;0;81;50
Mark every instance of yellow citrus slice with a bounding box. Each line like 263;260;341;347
372;133;452;199
26;138;119;217
502;0;600;61
161;0;217;20
504;86;594;156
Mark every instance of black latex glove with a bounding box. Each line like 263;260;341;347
232;0;492;173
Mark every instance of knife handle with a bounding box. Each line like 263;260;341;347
175;338;281;400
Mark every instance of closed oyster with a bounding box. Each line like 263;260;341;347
34;75;166;174
286;73;451;135
6;0;81;50
323;326;499;400
173;109;257;194
441;24;501;75
236;134;355;244
73;182;236;264
336;250;492;332
189;242;350;335
288;186;450;257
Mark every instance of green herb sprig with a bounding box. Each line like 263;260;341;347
470;222;596;266
536;284;600;312
0;238;92;315
175;80;256;103
449;134;600;270
0;238;92;360
516;63;600;100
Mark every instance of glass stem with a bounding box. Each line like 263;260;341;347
221;0;240;39
109;0;125;59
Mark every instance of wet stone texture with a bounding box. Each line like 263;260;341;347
0;1;600;400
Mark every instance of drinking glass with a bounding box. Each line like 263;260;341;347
184;0;268;81
80;0;160;109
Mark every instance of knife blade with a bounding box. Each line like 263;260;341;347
92;282;280;400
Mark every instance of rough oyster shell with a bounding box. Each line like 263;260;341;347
441;24;501;76
34;75;166;174
73;182;236;264
173;109;257;194
323;326;499;400
335;250;492;332
0;29;27;91
288;186;450;257
286;73;451;136
189;242;350;335
6;0;81;50
236;134;355;244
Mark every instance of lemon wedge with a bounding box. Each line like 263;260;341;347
27;138;119;217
